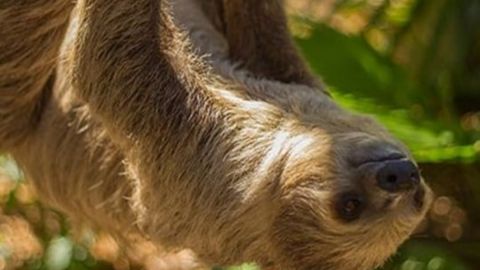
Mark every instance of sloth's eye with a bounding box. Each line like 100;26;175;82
337;193;364;222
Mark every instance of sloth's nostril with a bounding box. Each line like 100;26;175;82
387;174;397;184
376;159;420;192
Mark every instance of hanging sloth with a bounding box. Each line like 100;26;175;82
0;0;432;269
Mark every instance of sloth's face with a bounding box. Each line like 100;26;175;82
269;113;433;270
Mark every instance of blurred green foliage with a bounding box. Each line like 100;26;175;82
292;15;480;163
1;0;480;269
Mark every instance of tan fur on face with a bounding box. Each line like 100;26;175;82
0;0;432;269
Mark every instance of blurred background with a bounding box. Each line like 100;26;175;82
1;0;479;269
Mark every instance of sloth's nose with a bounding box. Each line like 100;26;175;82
376;159;420;192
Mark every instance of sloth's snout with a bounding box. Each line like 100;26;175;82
376;159;420;192
355;155;429;212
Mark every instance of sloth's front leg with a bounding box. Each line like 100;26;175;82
220;0;318;86
71;0;280;265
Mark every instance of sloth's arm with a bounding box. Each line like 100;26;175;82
0;1;73;150
72;0;225;161
73;2;285;262
221;0;318;86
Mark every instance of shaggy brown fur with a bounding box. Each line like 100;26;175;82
0;0;432;269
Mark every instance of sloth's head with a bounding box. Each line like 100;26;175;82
266;104;433;270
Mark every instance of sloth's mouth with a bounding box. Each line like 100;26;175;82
413;186;426;210
381;185;427;211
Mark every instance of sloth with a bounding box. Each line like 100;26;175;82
0;0;432;269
